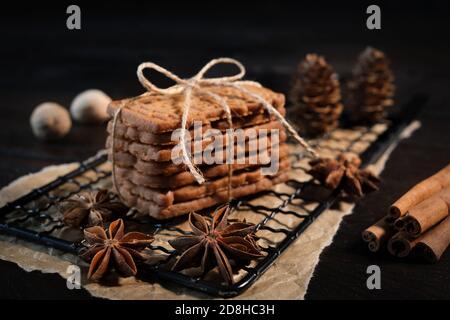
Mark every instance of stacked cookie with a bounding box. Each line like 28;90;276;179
106;85;290;219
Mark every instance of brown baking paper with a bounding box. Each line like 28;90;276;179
0;121;420;299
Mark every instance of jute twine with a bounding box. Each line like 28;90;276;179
111;58;318;204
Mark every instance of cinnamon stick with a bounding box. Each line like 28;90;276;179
402;186;450;237
362;217;395;252
388;164;450;219
384;216;397;226
394;216;407;231
387;231;420;258
415;216;450;263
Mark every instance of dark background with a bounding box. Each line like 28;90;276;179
0;0;449;299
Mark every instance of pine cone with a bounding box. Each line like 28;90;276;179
347;47;395;123
290;54;343;136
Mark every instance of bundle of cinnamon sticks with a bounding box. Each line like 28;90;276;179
362;164;450;262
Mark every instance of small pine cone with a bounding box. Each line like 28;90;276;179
290;54;343;136
347;47;395;123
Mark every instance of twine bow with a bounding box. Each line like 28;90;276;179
111;57;318;203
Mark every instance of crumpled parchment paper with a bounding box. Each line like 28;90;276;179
0;121;420;299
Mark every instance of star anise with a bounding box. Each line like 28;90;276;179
81;218;154;281
308;153;380;197
61;189;128;227
169;205;264;284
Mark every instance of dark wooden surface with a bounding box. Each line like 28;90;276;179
0;1;450;299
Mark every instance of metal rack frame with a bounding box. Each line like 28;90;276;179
0;94;427;297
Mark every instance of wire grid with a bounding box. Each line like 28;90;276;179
0;95;426;297
0;124;385;293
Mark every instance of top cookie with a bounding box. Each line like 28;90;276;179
107;84;285;133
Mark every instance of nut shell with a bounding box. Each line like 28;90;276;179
30;102;72;140
70;89;111;124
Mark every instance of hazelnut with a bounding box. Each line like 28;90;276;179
30;102;72;140
70;89;112;124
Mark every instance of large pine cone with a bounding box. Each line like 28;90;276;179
347;47;395;123
290;54;343;136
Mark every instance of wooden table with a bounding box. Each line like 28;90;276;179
1;2;449;299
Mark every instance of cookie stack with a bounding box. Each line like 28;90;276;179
106;85;290;219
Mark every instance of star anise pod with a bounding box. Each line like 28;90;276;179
308;153;380;197
81;218;154;281
61;189;128;227
169;205;264;285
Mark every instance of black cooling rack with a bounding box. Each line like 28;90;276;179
0;94;427;297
